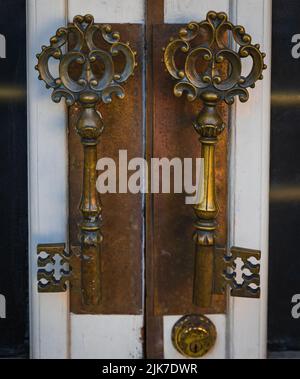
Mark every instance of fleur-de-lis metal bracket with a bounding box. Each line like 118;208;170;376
164;11;266;307
36;15;136;309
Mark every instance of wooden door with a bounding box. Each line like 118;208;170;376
28;0;271;359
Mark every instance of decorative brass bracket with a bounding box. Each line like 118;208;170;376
37;244;82;295
37;244;71;293
214;246;261;298
163;11;266;307
35;15;136;311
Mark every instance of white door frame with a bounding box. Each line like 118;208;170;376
227;0;271;359
28;0;271;359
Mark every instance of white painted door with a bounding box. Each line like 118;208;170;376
28;0;271;359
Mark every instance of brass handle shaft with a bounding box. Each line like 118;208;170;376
192;93;222;307
77;98;103;305
193;245;214;307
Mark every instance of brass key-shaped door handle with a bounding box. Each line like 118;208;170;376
35;15;136;309
164;11;266;308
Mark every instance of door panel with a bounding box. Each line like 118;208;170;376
145;22;228;358
163;0;271;359
66;0;145;359
28;0;145;359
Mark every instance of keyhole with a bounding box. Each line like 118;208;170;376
190;341;200;354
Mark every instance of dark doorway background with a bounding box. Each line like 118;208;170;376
268;0;300;353
0;0;28;357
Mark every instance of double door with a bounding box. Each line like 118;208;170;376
28;0;271;359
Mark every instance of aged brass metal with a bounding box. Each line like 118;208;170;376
37;244;71;293
163;11;266;307
172;314;217;358
36;15;136;307
214;246;261;298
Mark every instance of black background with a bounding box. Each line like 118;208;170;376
268;0;300;351
0;0;28;357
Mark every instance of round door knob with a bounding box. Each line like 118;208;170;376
172;314;217;358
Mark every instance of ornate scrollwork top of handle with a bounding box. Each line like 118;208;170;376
36;14;136;106
164;11;266;106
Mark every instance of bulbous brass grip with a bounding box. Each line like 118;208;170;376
163;11;266;308
36;15;136;306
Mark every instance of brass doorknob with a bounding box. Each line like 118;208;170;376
163;11;266;307
172;314;217;358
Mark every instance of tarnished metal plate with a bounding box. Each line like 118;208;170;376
68;24;144;314
151;25;228;315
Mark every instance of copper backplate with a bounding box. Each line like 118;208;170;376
68;24;228;320
151;25;228;316
68;24;144;314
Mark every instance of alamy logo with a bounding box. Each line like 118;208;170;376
0;34;6;59
291;34;300;59
291;294;300;319
0;294;6;319
96;150;204;205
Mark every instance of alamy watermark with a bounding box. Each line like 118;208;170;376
96;150;204;205
0;34;6;59
291;294;300;319
292;34;300;59
0;294;6;319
